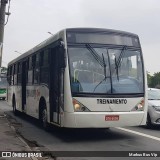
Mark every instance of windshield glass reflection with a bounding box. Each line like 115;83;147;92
68;46;144;94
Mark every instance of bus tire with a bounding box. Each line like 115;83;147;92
12;96;18;116
39;102;49;130
146;113;152;128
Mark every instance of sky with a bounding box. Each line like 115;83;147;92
2;0;160;75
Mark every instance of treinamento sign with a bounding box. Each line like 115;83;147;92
97;99;127;104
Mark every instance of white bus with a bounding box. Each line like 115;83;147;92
7;28;147;129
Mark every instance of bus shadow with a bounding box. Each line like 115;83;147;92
140;125;160;130
49;127;134;143
6;111;134;143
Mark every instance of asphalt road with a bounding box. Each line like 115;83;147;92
1;100;160;160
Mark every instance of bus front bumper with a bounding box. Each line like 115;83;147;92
62;112;146;128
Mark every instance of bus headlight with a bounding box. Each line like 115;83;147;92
131;99;144;111
73;99;90;112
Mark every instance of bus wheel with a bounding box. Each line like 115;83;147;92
40;106;49;130
146;114;152;128
12;98;18;116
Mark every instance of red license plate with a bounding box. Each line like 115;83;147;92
105;115;119;121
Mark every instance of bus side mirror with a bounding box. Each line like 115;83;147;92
58;41;66;68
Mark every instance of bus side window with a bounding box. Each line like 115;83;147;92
10;65;14;85
27;57;33;84
14;63;18;85
26;58;29;83
40;50;49;84
17;62;21;84
33;53;40;84
7;66;11;85
7;67;9;84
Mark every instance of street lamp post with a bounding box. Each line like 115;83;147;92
14;51;22;55
48;32;53;36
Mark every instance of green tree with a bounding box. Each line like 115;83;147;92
147;72;152;87
150;72;160;88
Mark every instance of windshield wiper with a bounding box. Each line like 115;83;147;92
115;45;127;81
85;44;104;67
85;44;110;93
93;53;109;92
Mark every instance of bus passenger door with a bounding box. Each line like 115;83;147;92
49;47;61;124
22;61;27;111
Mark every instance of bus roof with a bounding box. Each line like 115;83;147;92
8;28;138;66
8;29;65;66
66;28;138;37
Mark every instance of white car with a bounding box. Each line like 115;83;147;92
147;88;160;127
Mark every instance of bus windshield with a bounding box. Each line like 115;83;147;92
68;45;144;95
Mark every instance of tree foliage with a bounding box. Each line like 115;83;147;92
147;72;160;88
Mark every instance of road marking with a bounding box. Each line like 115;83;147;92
117;127;160;142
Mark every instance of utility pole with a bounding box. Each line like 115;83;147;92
0;0;8;68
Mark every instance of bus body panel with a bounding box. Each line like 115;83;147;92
7;87;12;105
63;57;75;113
8;85;21;111
25;85;49;119
16;86;22;111
61;95;148;128
26;85;39;118
73;97;143;112
62;112;145;128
